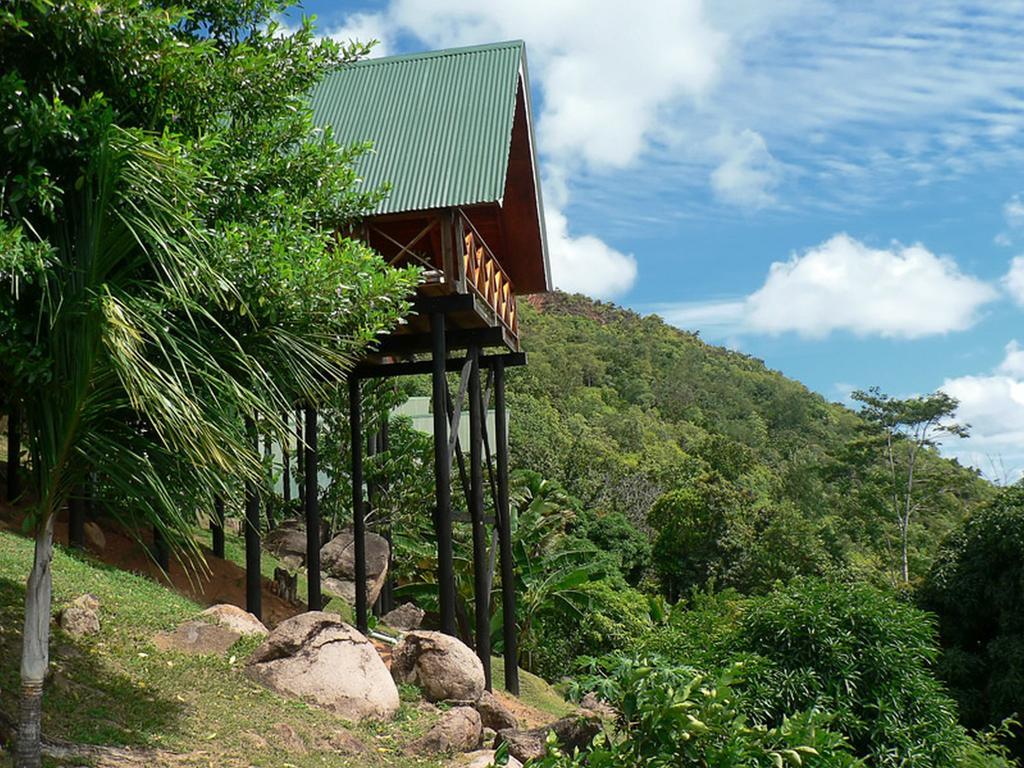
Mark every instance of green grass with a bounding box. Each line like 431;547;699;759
491;656;574;720
0;529;444;767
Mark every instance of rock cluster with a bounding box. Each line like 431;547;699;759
262;522;391;606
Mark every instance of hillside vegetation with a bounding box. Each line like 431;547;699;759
505;292;991;588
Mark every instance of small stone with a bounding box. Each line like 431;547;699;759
382;602;425;631
476;690;518;731
482;727;497;744
153;620;240;655
59;594;101;637
404;706;481;755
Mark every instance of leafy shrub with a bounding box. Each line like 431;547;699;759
640;578;999;768
921;486;1024;749
533;653;860;767
525;579;657;681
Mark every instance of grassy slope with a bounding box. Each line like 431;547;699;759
0;528;570;767
0;529;442;768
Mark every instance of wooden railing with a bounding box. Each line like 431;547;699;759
460;213;517;337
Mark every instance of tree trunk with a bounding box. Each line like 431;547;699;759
16;515;54;768
901;521;910;584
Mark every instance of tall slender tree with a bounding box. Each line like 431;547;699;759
852;387;970;583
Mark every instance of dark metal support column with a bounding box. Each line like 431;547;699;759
211;496;225;559
68;493;86;550
295;406;305;508
6;400;19;503
431;313;457;636
245;420;262;619
469;346;492;689
350;377;369;632
379;417;395;614
494;358;519;694
282;410;291;503
305;403;321;611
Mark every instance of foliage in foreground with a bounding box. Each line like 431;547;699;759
536;654;860;768
639;578;1010;768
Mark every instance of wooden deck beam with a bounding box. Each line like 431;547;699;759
353;352;526;380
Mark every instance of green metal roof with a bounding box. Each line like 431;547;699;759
310;41;527;215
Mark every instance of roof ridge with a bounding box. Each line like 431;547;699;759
341;39;524;69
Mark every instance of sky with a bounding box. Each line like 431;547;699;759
290;0;1024;481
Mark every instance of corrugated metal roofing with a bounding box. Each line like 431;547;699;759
310;40;525;215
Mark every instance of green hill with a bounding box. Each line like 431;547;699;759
504;292;992;585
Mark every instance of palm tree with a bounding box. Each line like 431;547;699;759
9;127;269;768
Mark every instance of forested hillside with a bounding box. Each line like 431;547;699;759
505;292;992;589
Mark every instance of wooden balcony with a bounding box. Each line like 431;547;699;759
461;211;518;339
356;206;522;351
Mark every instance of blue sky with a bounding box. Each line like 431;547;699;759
290;1;1024;480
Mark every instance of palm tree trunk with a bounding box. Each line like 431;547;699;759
16;514;54;768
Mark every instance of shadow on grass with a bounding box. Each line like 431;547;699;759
0;574;186;749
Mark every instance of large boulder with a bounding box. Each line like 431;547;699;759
263;519;309;569
246;611;399;722
494;715;601;763
59;594;101;638
319;529;390;606
404;706;481;755
200;604;268;637
382;602;424;631
153;620;240;655
390;630;484;703
475;690;518;731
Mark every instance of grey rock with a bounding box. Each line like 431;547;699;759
475;690;518;731
263;519;309;567
319;529;390;606
390;630;485;704
200;604;268;637
59;594;101;637
404;706;481;755
382;602;425;631
246;611;399;722
495;714;601;763
579;691;616;721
